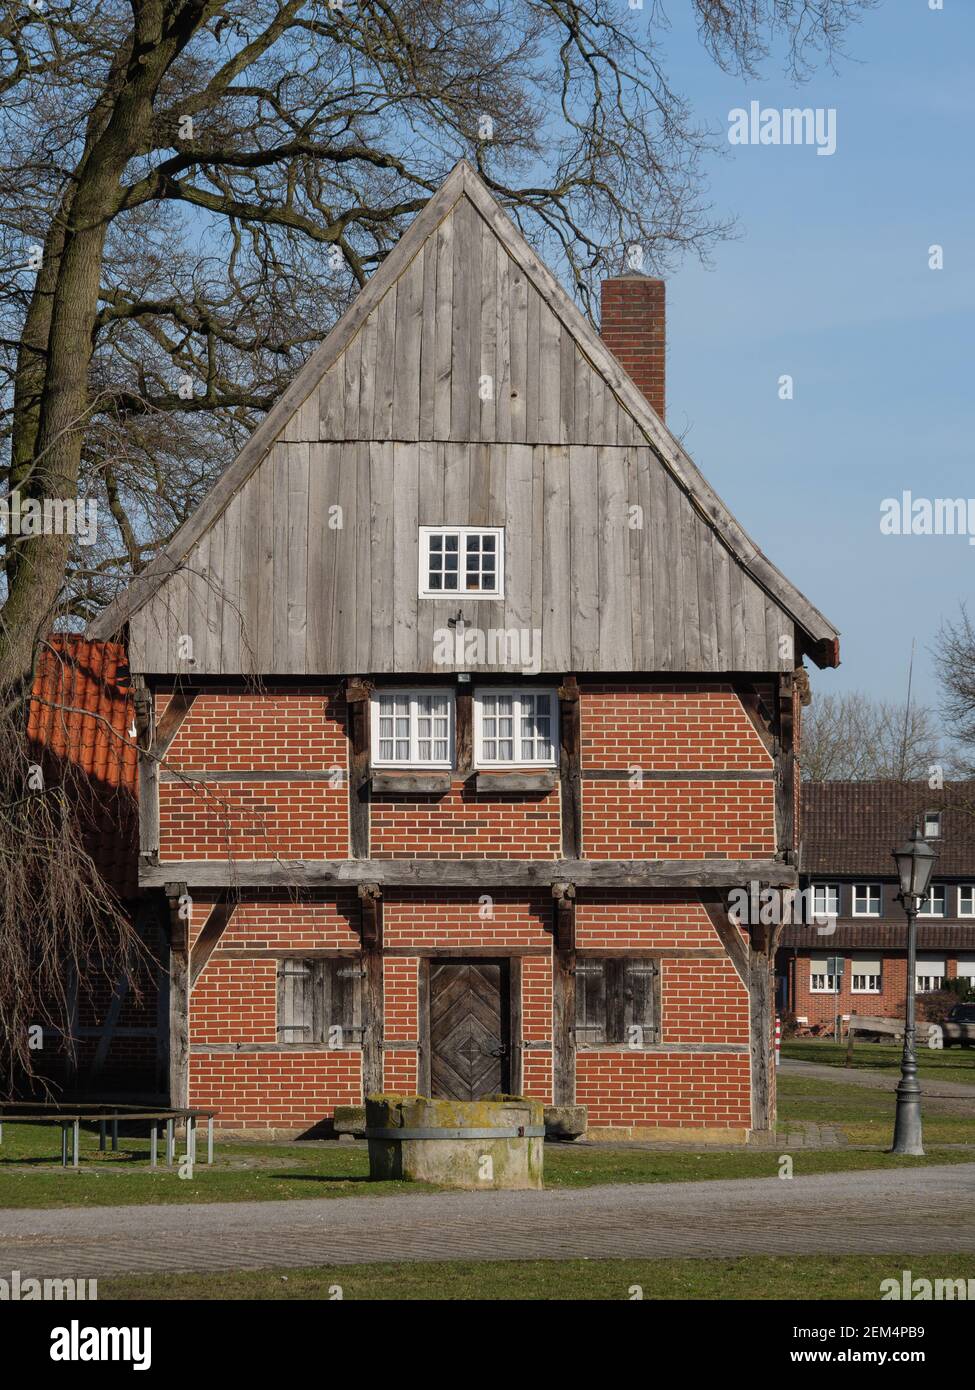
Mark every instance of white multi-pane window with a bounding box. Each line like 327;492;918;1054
918;884;946;917
923;811;942;838
956;955;975;983
372;690;453;767
959;887;975;918
916;956;945;993
812;884;839;918
474;689;557;767
418;527;503;598
852;884;882;917
851;956;882;993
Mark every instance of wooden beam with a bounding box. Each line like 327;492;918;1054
558;676;582;857
189;895;238;989
346;677;371;859
140;857;799;892
357;883;383;1096
700;896;749;987
164;881;189;1111
747;921;779;1133
152;687;198;761
774;671;797;863
550;881;576;1106
455;685;473;775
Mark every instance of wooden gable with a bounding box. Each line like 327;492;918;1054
90;162;839;676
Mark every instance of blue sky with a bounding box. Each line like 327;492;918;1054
645;0;973;709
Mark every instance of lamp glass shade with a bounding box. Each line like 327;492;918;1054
892;828;938;899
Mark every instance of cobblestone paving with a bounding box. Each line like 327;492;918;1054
0;1164;972;1279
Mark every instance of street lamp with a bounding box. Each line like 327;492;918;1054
890;825;939;1155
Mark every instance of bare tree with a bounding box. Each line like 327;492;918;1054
801;690;951;782
933;605;975;770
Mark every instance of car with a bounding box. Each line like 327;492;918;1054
941;1003;975;1048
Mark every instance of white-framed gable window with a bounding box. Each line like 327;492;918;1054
923;810;942;838
811;884;839;919
959;887;975;918
419;526;504;598
474;688;557;767
371;689;454;768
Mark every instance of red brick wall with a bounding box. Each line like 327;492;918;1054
577;1053;750;1130
158;688;348;860
788;951;951;1028
371;781;560;858
600;276;665;418
580;684;774;859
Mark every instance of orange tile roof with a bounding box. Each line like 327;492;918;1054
27;636;138;898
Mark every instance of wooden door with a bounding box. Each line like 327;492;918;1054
429;961;510;1100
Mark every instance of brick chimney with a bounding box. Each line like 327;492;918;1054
599;275;665;420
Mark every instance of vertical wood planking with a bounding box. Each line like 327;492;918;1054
306;443;340;671
530;446;545;642
434;212;454;440
508;259;528;443
272;451;292;673
559;326;575;444
536;299;561;441
185;530;210;674
319;358;345;440
353;442;373;672
238;470;262;672
525;285;541;442
626;449;645;666
416;440;444;669
343;329;362;438
392;249;423;440
574;347;591;445
368;442;395;667
392;443;420;669
331;443;359;671
285;444;307;678
357;310;378;441
596;446;632;670
479;217;497;440
695;513;718;671
635;447;655;666
466;203;483;439
495;243;511;440
205;511;224;674
542;445;571;669
449;198;472;441
569;445;599;669
712;535;734;670
505;443;533;639
419;237;438;438
679;491;702;669
219;491;242;671
373;284;397;438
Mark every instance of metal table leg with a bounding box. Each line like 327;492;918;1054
73;1119;80;1169
207;1114;214;1165
150;1123;158;1169
61;1123;68;1168
166;1118;174;1166
111;1118;118;1152
99;1120;106;1152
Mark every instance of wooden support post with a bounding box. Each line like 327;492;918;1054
774;672;796;864
551;881;576;1106
165;881;190;1111
747;919;780;1133
455;685;473;775
135;682;199;867
346;678;372;859
358;882;384;1098
558;677;582;858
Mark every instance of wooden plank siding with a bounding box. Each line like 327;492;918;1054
133;442;791;675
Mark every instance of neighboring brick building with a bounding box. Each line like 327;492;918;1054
86;161;840;1139
779;781;975;1029
26;638;166;1099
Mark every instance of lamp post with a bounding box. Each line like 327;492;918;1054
890;825;938;1156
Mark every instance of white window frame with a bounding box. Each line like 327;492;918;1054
810;971;838;993
473;687;558;768
418;526;504;600
811;884;839;919
918;883;946;918
852;883;882;917
959;887;975;918
371;688;454;769
923;811;942;838
851;957;883;994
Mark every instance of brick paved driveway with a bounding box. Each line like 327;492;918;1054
0;1164;973;1279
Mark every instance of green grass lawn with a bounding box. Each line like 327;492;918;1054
98;1253;975;1301
783;1037;975;1084
1;1071;973;1211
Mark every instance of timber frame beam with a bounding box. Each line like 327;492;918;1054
357;882;384;1096
164;881;189;1111
134;680;199;866
550;881;577;1106
139;857;799;892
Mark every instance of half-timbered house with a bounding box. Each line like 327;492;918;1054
89;161;840;1138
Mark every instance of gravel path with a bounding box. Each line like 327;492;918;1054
1;1163;973;1278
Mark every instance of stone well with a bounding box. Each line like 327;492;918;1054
365;1094;544;1189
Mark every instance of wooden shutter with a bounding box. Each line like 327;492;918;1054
574;959;607;1045
277;959;314;1042
621;959;658;1046
277;959;364;1045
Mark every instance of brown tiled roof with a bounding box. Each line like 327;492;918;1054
779;923;975;950
800;780;975;877
26;637;138;898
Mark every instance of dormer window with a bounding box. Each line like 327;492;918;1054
419;527;503;599
923;810;942;838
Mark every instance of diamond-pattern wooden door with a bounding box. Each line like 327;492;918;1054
429;962;509;1100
